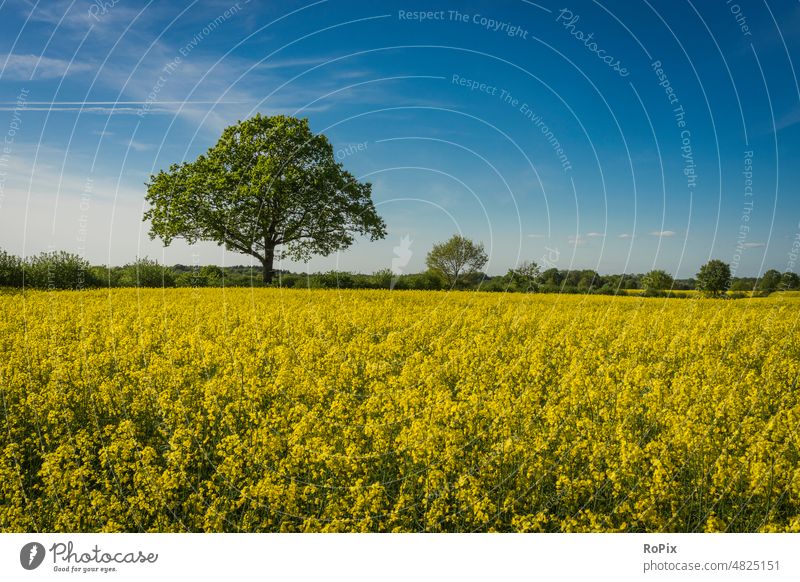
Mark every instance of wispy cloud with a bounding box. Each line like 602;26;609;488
94;46;342;131
257;56;346;70
649;230;676;237
568;235;587;247
527;233;546;239
21;0;145;32
126;139;153;152
1;53;93;80
774;105;800;132
0;100;249;115
585;232;605;238
618;233;634;239
742;242;765;248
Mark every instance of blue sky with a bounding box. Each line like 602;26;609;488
1;0;799;277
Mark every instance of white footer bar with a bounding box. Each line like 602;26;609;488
1;533;796;581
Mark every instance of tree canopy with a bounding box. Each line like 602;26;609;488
425;235;488;287
696;260;731;296
505;260;540;292
144;114;386;282
757;269;782;293
642;269;674;291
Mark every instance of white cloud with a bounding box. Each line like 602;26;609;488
742;242;765;248
526;233;546;238
94;47;339;132
618;233;634;239
649;230;676;237
775;105;800;132
126;139;154;152
585;232;605;238
1;53;93;80
568;235;586;247
257;56;345;70
0;144;147;262
21;0;146;33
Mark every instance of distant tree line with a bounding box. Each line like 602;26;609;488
2;244;798;297
126;115;799;298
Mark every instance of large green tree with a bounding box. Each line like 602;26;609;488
144;114;386;283
696;259;731;296
426;235;488;287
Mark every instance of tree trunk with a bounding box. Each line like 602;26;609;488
262;245;275;284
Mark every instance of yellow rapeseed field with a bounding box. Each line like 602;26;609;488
1;288;799;532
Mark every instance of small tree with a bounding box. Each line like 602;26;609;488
757;269;782;293
425;235;487;287
119;257;176;288
372;268;394;289
642;269;674;291
577;269;602;290
696;259;731;296
144;114;386;283
538;268;563;287
780;271;800;290
505;260;540;292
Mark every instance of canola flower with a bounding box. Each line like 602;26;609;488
0;288;798;532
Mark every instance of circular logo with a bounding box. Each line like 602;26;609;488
20;542;46;570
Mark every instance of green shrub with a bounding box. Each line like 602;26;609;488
594;285;624;296
275;273;303;288
24;251;96;289
403;270;444;290
308;271;355;289
118;257;176;287
641;288;668;298
175;272;210;287
370;269;394;289
87;266;122;287
480;278;510;292
0;249;23;287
